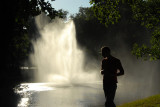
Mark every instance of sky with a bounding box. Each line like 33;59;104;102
47;0;91;15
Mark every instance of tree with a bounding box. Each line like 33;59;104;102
72;7;148;62
3;0;67;70
1;0;68;88
72;7;108;58
131;0;160;60
2;1;66;106
90;0;160;60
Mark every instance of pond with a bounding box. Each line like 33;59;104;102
14;81;106;107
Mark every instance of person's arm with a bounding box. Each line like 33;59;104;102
117;60;124;76
100;60;104;75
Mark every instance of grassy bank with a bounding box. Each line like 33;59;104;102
118;94;160;107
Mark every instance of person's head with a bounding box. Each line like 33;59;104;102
101;46;111;58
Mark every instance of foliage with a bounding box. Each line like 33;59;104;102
90;0;160;60
72;7;149;62
71;7;108;59
132;28;160;60
131;0;160;29
131;0;160;60
73;7;95;21
90;0;121;27
118;94;160;107
4;0;65;68
57;9;68;19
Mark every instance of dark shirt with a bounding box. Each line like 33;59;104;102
101;56;124;85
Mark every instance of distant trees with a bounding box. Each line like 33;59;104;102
72;7;149;61
90;0;160;60
72;7;107;58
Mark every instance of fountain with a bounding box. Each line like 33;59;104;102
14;13;160;107
30;13;99;84
14;13;103;107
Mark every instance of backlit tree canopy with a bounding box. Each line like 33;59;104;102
90;0;160;60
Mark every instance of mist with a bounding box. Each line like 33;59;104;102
24;12;160;106
114;47;160;104
30;12;100;84
22;12;107;107
73;8;160;104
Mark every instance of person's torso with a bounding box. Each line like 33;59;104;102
102;56;119;84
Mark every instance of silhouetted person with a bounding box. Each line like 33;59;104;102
100;46;124;107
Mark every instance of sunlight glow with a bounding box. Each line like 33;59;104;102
18;98;29;107
49;75;69;83
16;83;55;94
31;14;99;83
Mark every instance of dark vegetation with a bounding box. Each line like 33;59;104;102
90;0;160;60
2;0;66;106
72;7;151;62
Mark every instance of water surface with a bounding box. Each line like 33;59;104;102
14;81;106;107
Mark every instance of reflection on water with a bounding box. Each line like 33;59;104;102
18;98;29;107
15;83;55;93
14;82;104;107
14;83;55;107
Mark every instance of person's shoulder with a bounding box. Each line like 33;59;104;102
112;56;120;62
